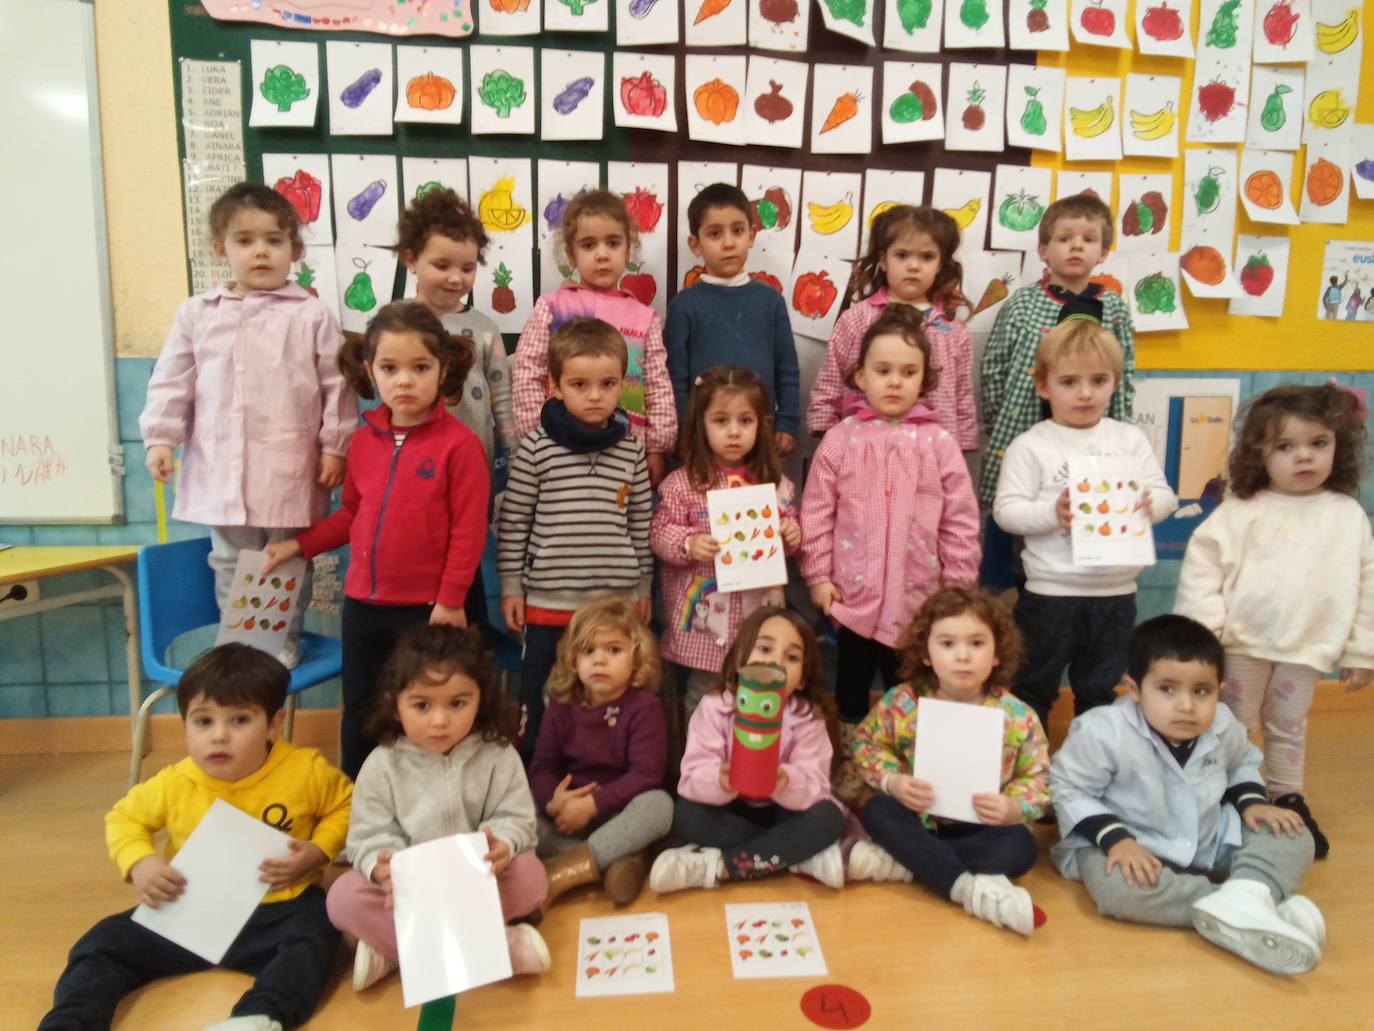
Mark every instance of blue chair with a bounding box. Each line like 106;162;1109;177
130;537;342;786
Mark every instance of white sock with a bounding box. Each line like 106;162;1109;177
949;872;973;906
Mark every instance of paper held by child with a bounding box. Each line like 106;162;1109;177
724;901;827;979
131;799;290;963
575;912;675;997
1067;456;1158;567
392;832;512;1008
215;549;307;654
707;483;787;593
912;696;1004;824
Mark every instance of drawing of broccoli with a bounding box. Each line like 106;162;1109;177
477;69;527;118
559;0;599;13
261;65;309;112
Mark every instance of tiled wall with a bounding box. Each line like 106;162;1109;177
2;362;1370;718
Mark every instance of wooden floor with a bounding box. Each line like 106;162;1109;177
6;692;1374;1030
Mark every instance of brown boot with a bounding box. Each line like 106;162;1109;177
542;842;600;906
602;851;648;905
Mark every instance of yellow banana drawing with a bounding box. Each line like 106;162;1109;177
807;193;855;235
1128;102;1175;140
1069;97;1115;139
867;200;902;226
940;197;981;231
1315;9;1359;53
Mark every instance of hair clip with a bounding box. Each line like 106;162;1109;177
693;375;704;386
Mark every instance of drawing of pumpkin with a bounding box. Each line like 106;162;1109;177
683;264;706;288
489;0;530;9
1305;157;1343;205
1089;273;1123;295
1180;245;1227;286
1243;169;1284;210
694;78;740;125
406;72;456;111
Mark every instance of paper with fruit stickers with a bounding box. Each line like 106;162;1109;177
608;161;671;316
1254;0;1314;62
1298;137;1352;225
742;164;804;255
800;170;863;257
248;39;321;130
817;0;877;44
1238;148;1300;224
725;902;827;979
477;0;539;35
216;550;308;653
1126;252;1189;332
546;0;610;32
612;52;678;132
944;62;1007;152
1122;74;1182;159
1352;124;1374;200
1135;0;1195;57
944;0;1007;48
1008;0;1070;49
1063;76;1123;162
1302;55;1360;145
960;248;1029;334
1186;58;1251;144
540;49;606;142
325;42;394;137
615;0;680;44
334;242;399;333
1069;0;1131;46
675;160;739;298
469;45;535;136
931;166;992;257
1228;234;1289;317
881;61;945;145
687;0;749;46
859;168;927;254
395;46;465;126
707;483;787;592
536;159;601;293
685;54;749;146
575;912;674;997
749;0;812;51
884;0;947;51
787;247;851;339
809;64;874;155
292;245;340;322
1006;64;1065;152
262;152;334;247
1245;64;1305;150
1068;458;1158;566
1199;0;1256;56
331;153;398;248
989;165;1052;252
474;240;533;334
1116;173;1174;253
742;56;810;149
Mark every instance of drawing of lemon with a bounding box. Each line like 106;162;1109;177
479;176;532;232
1307;89;1350;129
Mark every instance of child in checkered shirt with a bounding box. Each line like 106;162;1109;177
650;366;801;722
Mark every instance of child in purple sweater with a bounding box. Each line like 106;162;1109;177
529;597;673;906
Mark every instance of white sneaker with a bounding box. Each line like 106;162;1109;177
1191;879;1321;974
352;938;398;991
506;923;552;975
962;874;1035;936
846;841;913;883
649;845;722;894
201;1019;282;1031
1277;894;1327;950
274;639;303;670
789;844;845;890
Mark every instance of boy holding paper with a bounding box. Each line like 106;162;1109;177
40;645;353;1031
993;309;1177;734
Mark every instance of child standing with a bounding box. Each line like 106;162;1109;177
529;598;674;907
41;645;353;1031
326;624;550;991
650;608;846;893
994;314;1176;734
807;205;975;452
263;303;489;780
141;182;356;668
666;184;800;454
848;588;1049;937
801;305;981;725
499;318;654;761
651;365;802;719
1175;383;1373;858
512;188;676;486
1051;615;1324;974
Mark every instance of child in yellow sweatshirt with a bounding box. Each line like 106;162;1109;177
40;644;353;1031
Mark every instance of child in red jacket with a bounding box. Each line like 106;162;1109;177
265;302;490;779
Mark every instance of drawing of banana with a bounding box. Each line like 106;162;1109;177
1316;9;1359;53
1129;102;1175;140
940;197;982;231
867;200;901;226
1069;97;1115;138
807;193;855;235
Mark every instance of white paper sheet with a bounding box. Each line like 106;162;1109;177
1297;138;1352;224
809;64;875;155
742;56;810;150
787;247;852;339
799;170;863;258
1245;63;1304;151
1199;0;1256;56
1302;54;1359;145
332;153;399;247
931;166;992;257
1122;73;1182;159
1055;169;1113;202
881;61;945;145
817;0;876;44
687;0;749;46
613;51;679;131
215;550;307;652
325;41;393;136
1253;0;1313;62
575;912;675;996
1064;75;1123;162
616;0;681;45
1069;0;1132;46
1238;148;1300;224
1008;0;1070;50
400;157;470;209
394;45;464;125
912;696;1004;824
1228;234;1290;317
885;0;946;51
989;165;1053;252
1352;124;1374;201
1006;63;1065;152
708;483;787;592
474;239;534;334
1185;57;1251;144
131;799;289;963
960;248;1028;334
469;45;536;135
335;242;399;333
685;54;749;146
1068;457;1158;566
860;168;927;254
262;152;334;247
1135;0;1195;56
741;164;803;255
944;0;1006;48
944;63;1007;152
1181;146;1239;245
1126;252;1190;332
477;0;540;35
392;832;512;1008
749;0;811;51
540;49;607;142
249;40;320;129
725;902;827;979
470;156;536;248
1116;173;1174;252
546;0;610;32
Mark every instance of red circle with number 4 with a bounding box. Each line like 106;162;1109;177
800;985;871;1029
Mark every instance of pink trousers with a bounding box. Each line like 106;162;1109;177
325;852;548;961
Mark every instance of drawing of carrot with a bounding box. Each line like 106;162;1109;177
695;0;732;22
820;91;862;133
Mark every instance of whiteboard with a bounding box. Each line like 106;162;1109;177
0;0;122;522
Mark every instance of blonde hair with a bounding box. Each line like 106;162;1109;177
546;597;661;704
1034;320;1123;385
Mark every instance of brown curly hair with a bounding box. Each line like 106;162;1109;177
679;365;781;491
337;301;473;405
1227;382;1366;499
559;188;638;268
895;587;1024;694
395;186;489;263
843;304;936;399
546;597;662;704
846;205;965;318
365;624;517;746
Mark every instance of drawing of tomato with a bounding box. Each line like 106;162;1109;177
620;71;667;117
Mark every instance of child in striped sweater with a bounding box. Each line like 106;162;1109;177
498;317;654;761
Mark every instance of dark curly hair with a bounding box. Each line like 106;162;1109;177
895;586;1024;694
846;205;965;318
843;304;937;399
1227;382;1365;499
365;624;517;746
209;181;302;254
679;365;780;491
394;186;489;263
337;301;473;405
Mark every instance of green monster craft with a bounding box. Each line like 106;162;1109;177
728;661;788;800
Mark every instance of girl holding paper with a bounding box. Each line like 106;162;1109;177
650;365;801;722
847;587;1051;937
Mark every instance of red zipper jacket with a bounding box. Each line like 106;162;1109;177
297;403;489;608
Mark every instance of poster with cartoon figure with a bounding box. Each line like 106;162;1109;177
1067;457;1158;566
215;550;307;653
1317;240;1374;323
707;484;786;592
575;913;674;997
725;902;828;979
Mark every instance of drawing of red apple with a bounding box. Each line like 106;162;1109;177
1240;253;1274;296
1262;0;1298;46
792;270;838;320
1080;0;1116;36
1141;1;1183;40
1197;79;1238;122
623;187;665;234
620;262;656;305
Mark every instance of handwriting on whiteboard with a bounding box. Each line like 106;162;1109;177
0;435;69;486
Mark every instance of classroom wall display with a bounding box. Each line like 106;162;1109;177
1298;136;1352;224
1122;73;1181;159
884;0;946;51
1135;0;1195;57
809;64;875;155
1180;148;1242;298
1064;75;1122;161
1008;0;1070;50
248;39;320;128
613;51;679;131
741;164;804;257
931;166;992;255
1317;240;1374;322
1252;0;1314;63
1126;252;1189;332
1199;0;1256;57
749;0;812;51
394;46;465;125
818;0;878;46
990;163;1053;251
1068;0;1132;48
1302;54;1358;144
800;169;864;257
1238;148;1300;223
787;246;852;337
1117;172;1174;252
262;152;334;246
881;61;946;145
478;0;540;38
687;0;749;47
1245;63;1304;150
325;41;393;136
1006;63;1065;151
608;161;672;315
944;62;1007;151
202;0;475;37
1228;234;1290;317
474;239;535;334
615;0;681;47
685;54;750;146
470;155;536;247
400;157;469;207
331;152;398;245
960;248;1028;333
944;0;1007;49
547;0;611;33
1354;124;1374;201
293;245;341;321
335;242;397;332
1185;58;1251;144
741;56;809;149
1055;168;1113;200
540;49;607;142
469;46;536;135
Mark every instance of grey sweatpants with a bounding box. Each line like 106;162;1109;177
1077;825;1315;928
536;789;674;870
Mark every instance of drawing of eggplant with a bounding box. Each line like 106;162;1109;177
628;0;659;16
553;76;595;115
341;68;383;108
348;180;387;220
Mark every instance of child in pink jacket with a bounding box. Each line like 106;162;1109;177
801;305;981;724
